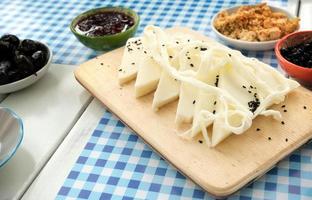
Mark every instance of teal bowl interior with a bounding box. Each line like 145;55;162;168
0;107;23;167
70;7;140;51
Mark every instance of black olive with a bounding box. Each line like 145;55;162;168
35;42;48;52
0;60;12;73
0;34;51;84
7;69;23;82
0;41;12;58
18;39;38;55
12;50;22;64
0;34;20;49
31;50;47;69
15;54;35;73
0;70;9;85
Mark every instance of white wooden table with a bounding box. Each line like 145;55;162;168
0;1;309;199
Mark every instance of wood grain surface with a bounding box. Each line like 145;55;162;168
74;27;312;197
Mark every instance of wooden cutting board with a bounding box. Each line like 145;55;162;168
74;27;312;198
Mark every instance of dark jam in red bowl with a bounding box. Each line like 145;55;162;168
75;11;135;37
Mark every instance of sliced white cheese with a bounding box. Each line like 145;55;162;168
134;56;162;98
190;91;216;138
152;72;180;111
118;37;143;84
175;45;204;124
120;25;300;147
212;115;231;147
152;45;182;111
175;82;198;124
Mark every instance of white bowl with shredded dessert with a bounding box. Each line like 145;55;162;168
211;3;300;51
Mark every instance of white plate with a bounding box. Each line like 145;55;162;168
211;5;298;51
0;43;52;94
0;107;23;167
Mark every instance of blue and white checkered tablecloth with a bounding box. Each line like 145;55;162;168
2;0;311;199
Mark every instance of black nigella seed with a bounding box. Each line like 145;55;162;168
176;41;179;44
174;79;177;81
169;56;173;59
187;57;191;60
200;47;207;51
100;63;104;66
268;137;272;140
187;39;190;42
198;140;203;144
248;99;260;113
242;85;246;89
285;138;288;142
303;106;307;109
212;110;216;114
250;85;253;89
213;101;217;105
256;128;260;131
248;91;252;93
193;100;196;104
144;51;147;54
190;63;194;67
283;110;287;112
131;62;135;65
281;105;286;108
215;76;219;87
195;47;198;49
228;53;232;57
281;121;285;125
162;44;165;47
118;69;122;72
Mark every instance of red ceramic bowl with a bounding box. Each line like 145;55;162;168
275;31;312;86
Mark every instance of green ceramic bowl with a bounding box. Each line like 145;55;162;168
70;7;140;51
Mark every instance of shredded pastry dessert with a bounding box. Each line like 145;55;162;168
213;3;299;42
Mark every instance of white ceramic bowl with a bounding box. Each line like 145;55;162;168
0;107;23;167
0;43;52;94
211;5;298;51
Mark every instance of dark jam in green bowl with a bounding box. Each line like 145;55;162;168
75;11;135;37
70;7;139;51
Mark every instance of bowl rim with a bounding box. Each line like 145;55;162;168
211;4;299;45
0;41;53;88
275;30;312;72
70;6;140;39
0;107;24;167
